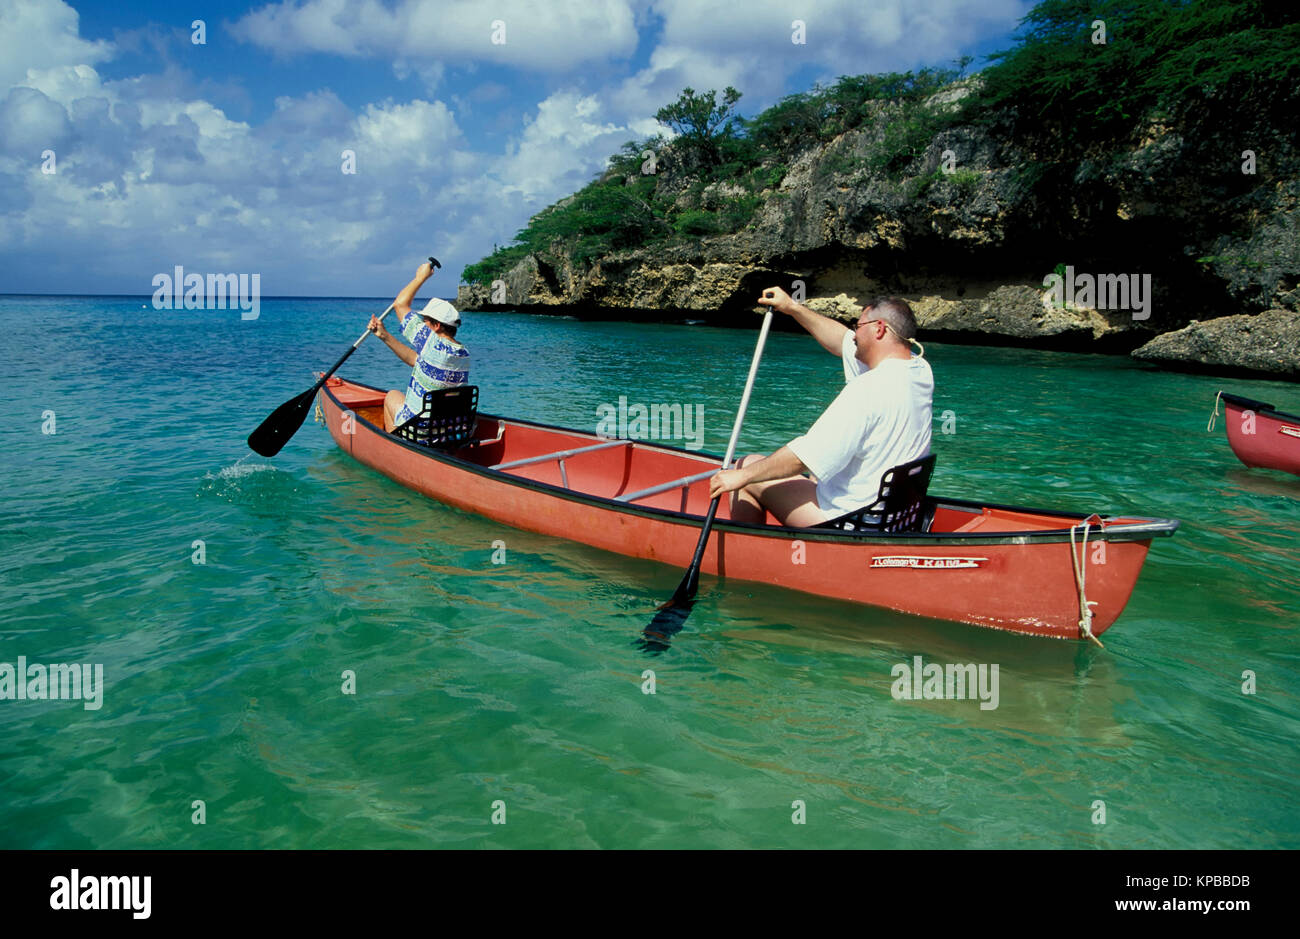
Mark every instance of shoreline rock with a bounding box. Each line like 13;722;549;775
1132;309;1300;379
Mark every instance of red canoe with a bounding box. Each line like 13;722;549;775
318;377;1178;643
1215;392;1300;477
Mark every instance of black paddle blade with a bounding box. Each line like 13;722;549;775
247;387;317;457
636;568;700;652
637;601;693;653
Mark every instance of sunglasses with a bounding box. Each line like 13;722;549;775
854;316;895;333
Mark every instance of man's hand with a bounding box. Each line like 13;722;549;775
762;285;852;358
415;260;433;280
710;448;807;502
759;286;796;315
368;315;389;339
709;468;748;500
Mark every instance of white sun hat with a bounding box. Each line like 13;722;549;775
420;297;460;326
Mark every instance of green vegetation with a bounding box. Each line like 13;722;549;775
463;0;1300;287
1196;254;1267;272
974;0;1300;156
905;168;983;201
461;179;666;284
745;69;958;162
654;86;743;169
461;71;963;285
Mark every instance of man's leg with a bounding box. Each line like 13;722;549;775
748;476;828;527
383;390;405;433
727;454;769;523
729;454;830;527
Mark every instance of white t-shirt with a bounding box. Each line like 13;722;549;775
787;330;933;517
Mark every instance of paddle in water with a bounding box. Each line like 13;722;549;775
247;256;440;457
640;307;774;651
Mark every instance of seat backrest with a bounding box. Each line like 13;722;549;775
821;453;937;534
394;385;479;448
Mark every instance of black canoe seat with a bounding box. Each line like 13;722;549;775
393;385;479;449
817;454;937;534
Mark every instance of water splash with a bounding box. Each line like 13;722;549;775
206;454;275;481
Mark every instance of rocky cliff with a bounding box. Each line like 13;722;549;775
459;78;1300;375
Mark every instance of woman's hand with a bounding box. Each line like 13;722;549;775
368;315;390;339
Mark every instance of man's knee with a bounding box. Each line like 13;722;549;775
737;452;767;470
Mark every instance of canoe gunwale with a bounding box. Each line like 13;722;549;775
322;380;1180;547
1221;392;1300;425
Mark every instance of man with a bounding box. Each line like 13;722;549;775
368;260;470;433
709;286;933;527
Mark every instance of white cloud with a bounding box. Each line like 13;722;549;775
649;0;1024;65
233;0;641;71
0;86;71;154
0;24;483;293
14;62;104;105
0;0;1030;293
494;92;625;199
0;0;112;93
355;98;461;171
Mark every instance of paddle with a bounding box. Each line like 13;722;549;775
640;307;774;650
247;257;441;457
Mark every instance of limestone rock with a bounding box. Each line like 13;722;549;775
1132;309;1300;377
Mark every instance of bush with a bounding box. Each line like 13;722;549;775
673;210;720;237
974;0;1300;157
865;103;950;178
745;68;960;162
948;168;981;194
461;244;531;287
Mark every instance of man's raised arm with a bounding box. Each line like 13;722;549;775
759;286;851;358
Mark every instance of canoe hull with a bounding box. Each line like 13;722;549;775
320;378;1176;641
1220;392;1300;477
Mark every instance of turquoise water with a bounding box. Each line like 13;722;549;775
1;295;1296;849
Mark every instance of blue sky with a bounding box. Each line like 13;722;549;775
0;0;1031;296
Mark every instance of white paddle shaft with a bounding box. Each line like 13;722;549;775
719;309;774;469
350;302;396;348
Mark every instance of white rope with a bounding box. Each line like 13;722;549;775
1070;514;1104;648
1207;390;1223;433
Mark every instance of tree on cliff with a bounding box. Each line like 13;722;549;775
655;87;743;168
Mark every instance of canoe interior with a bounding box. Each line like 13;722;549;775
338;384;1155;536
